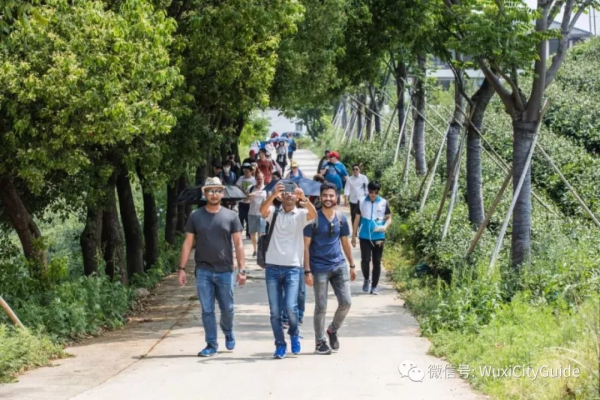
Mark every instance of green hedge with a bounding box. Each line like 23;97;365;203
546;36;600;154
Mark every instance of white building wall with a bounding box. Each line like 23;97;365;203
265;109;306;137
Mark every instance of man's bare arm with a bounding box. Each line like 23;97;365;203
303;237;311;272
341;236;354;266
179;233;195;269
352;213;360;238
233;231;245;271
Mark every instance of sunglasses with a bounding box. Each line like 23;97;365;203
205;189;224;195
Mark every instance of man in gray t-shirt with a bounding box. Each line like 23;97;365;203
179;177;246;357
185;207;242;273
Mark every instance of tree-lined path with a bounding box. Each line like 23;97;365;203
0;150;483;400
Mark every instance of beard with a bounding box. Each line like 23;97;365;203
321;199;336;209
207;197;221;206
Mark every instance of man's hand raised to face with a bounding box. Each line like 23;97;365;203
294;186;307;202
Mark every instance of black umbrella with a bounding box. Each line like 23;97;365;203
177;184;247;205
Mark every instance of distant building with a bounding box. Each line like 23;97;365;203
265;109;306;138
429;22;593;88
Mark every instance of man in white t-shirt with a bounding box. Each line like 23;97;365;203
344;164;369;222
260;182;316;359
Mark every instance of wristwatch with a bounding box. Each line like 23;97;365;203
304;270;312;275
178;266;186;271
349;265;356;269
239;269;247;275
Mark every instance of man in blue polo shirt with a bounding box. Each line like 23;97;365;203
351;181;392;295
320;151;348;202
304;182;356;355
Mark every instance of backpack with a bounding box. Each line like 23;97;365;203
257;208;280;268
327;163;347;183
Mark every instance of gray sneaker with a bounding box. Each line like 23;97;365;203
371;286;379;295
362;279;371;293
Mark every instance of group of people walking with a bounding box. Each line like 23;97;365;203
178;149;391;359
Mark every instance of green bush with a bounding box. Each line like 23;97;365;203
546;36;600;154
0;326;65;383
0;236;182;381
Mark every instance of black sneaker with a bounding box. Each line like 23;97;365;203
327;329;339;351
314;341;332;355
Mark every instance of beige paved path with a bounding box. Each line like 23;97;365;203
0;149;485;400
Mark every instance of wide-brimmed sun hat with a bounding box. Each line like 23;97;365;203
203;177;225;189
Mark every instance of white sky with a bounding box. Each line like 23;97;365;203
525;0;598;33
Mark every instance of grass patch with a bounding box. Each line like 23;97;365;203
385;244;600;400
0;326;66;383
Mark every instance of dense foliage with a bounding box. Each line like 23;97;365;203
546;37;600;154
331;87;600;399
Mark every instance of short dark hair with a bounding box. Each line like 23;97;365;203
352;163;360;169
222;160;232;167
259;148;267;154
213;163;222;169
313;174;325;183
320;182;337;194
368;181;381;191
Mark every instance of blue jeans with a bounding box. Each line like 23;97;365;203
265;265;301;346
282;267;305;323
196;268;235;349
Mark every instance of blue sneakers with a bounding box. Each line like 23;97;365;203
291;335;301;355
273;345;286;359
225;334;236;350
363;279;371;293
198;345;218;357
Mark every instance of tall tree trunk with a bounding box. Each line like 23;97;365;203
365;93;373;141
81;206;103;276
341;98;348;129
232;115;245;164
136;168;159;270
102;172;125;282
165;179;179;246
447;76;465;187
332;100;342;123
116;169;145;278
395;61;408;147
356;100;363;140
467;78;495;227
511;119;536;267
412;55;427;176
370;85;382;135
0;175;46;278
203;147;213;180
176;174;189;234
